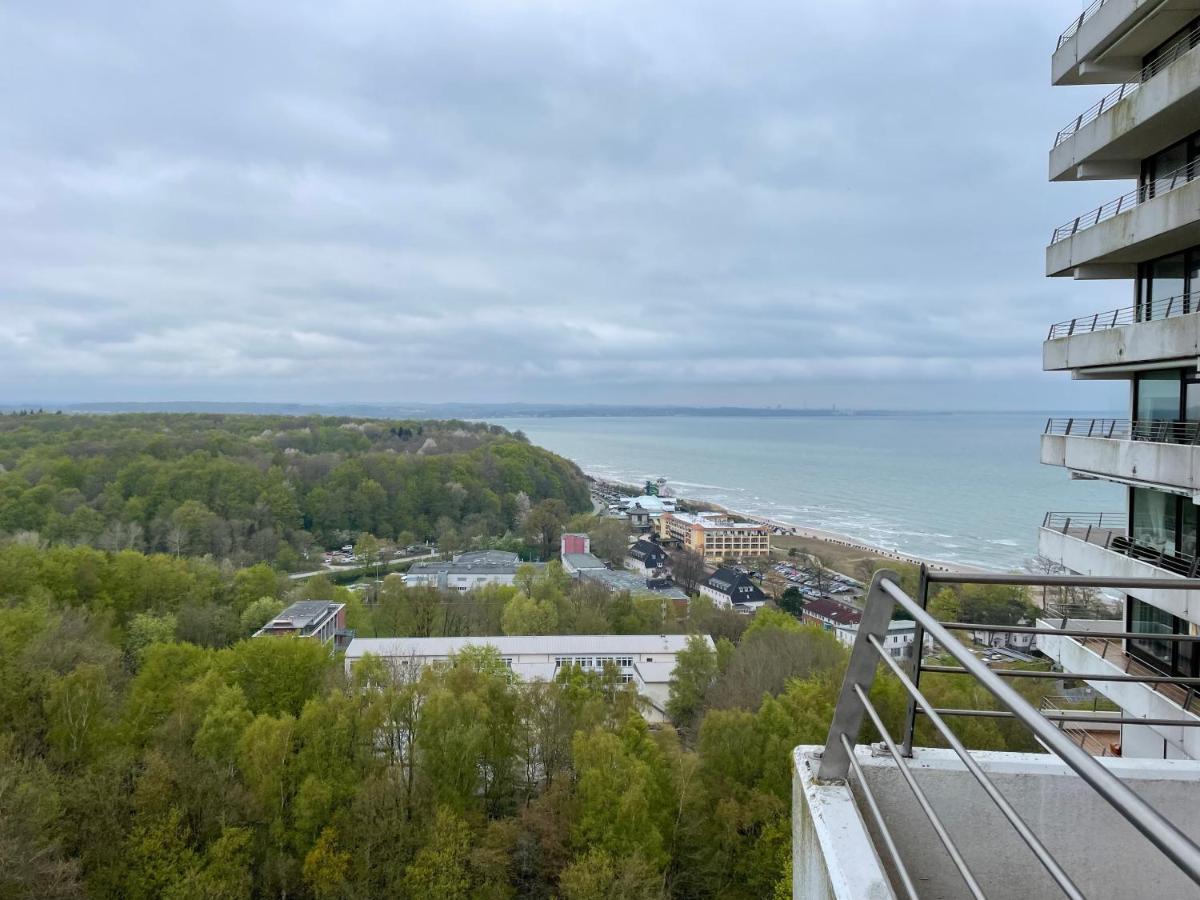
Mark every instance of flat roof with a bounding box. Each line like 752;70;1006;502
562;552;606;570
345;633;705;660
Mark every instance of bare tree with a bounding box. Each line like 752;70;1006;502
671;548;707;595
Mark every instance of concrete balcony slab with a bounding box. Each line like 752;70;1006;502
1037;620;1200;758
1038;526;1200;621
1047;176;1200;278
1054;0;1200;86
1041;432;1200;495
1043;311;1200;370
1052;46;1200;182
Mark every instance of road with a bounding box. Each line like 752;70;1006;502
287;551;438;581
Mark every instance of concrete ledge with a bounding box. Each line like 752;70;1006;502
793;748;894;900
1043;312;1200;370
1041;432;1200;495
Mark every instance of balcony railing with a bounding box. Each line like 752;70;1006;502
1053;19;1200;146
1050;157;1200;244
1044;417;1200;444
1043;511;1200;577
1058;0;1108;49
817;568;1200;898
1047;292;1196;339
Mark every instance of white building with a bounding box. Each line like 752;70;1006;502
344;633;709;723
1040;0;1200;760
403;550;538;591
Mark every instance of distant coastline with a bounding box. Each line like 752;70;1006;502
0;400;1123;420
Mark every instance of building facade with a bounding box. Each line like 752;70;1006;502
343;633;710;723
657;511;770;561
254;601;346;645
1042;3;1200;759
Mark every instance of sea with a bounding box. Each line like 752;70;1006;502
485;413;1123;572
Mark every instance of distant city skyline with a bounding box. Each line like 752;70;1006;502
2;2;1127;410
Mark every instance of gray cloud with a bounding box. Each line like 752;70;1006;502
0;0;1127;409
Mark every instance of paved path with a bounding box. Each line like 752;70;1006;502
287;551;437;581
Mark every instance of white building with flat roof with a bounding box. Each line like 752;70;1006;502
344;633;708;722
403;550;540;591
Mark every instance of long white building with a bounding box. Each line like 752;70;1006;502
1041;2;1200;760
344;633;709;723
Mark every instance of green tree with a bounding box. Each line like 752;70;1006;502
501;593;559;636
240;597;285;637
667;635;718;733
403;808;473;899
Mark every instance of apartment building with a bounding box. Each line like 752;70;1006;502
657;511;770;560
788;11;1200;896
343;633;708;723
1042;2;1200;760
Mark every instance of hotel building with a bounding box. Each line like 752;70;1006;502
1040;0;1200;761
657;511;770;561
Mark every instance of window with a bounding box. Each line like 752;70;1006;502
1128;596;1189;675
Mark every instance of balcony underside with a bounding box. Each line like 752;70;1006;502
1037;620;1200;759
794;745;1200;899
1041;432;1200;496
1047;177;1200;278
1044;312;1200;370
1038;526;1200;621
1054;0;1200;86
1052;48;1200;182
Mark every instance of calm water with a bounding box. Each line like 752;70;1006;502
486;414;1122;571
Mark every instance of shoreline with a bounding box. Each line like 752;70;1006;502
590;477;991;575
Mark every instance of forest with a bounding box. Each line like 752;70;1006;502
0;412;592;569
0;542;1053;899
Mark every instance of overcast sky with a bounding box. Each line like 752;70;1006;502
1;1;1129;410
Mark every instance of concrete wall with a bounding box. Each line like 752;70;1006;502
1043;313;1200;370
796;744;1200;899
1051;45;1200;182
1040;432;1200;495
1047;176;1200;278
1038;526;1200;621
1037;620;1200;758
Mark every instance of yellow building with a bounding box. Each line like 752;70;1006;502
658;511;770;561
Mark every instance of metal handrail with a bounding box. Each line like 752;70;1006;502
1053;19;1200;146
1051;157;1200;244
1047;292;1196;339
1044;417;1200;444
818;569;1200;897
1058;0;1108;49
